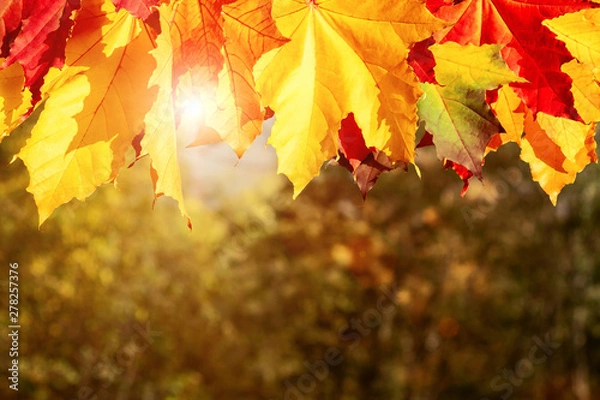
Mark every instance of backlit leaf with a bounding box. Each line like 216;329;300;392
522;112;597;204
255;0;444;195
2;0;81;104
419;42;521;177
489;85;597;204
419;83;498;177
142;3;191;228
430;42;526;89
170;0;226;89
1;0;600;224
488;84;525;150
17;0;157;225
198;0;288;156
561;60;600;124
433;0;594;119
0;0;22;52
543;9;600;80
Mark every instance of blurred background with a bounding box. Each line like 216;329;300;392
1;121;600;400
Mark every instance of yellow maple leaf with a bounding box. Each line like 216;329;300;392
431;43;526;89
490;85;597;204
543;9;600;80
143;3;191;228
488;85;524;152
561;60;600;124
17;0;158;226
376;61;422;168
255;0;444;195
522;112;597;205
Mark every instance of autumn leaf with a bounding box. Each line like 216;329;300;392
489;85;525;147
170;0;227;89
490;85;597;204
351;151;397;199
561;60;600;124
142;3;191;228
338;113;375;169
443;159;473;197
376;61;423;168
0;0;22;52
335;153;397;200
430;42;526;90
1;0;600;225
17;0;158;225
334;113;401;198
255;0;444;196
194;0;288;156
485;84;524;155
418;84;497;178
543;9;600;80
2;0;81;104
418;43;522;177
522;112;597;204
408;37;437;84
432;0;595;119
543;9;600;123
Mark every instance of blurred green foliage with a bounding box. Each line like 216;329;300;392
1;131;599;400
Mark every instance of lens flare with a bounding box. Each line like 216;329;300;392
180;97;206;120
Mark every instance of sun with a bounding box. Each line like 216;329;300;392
174;88;222;146
179;96;207;120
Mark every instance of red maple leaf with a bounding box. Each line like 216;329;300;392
408;37;438;84
416;131;435;148
336;113;403;198
433;0;596;120
0;0;22;56
444;159;474;197
338;113;375;169
1;0;81;104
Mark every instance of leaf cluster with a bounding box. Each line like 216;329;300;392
1;0;600;225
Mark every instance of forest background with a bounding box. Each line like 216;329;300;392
1;123;599;400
